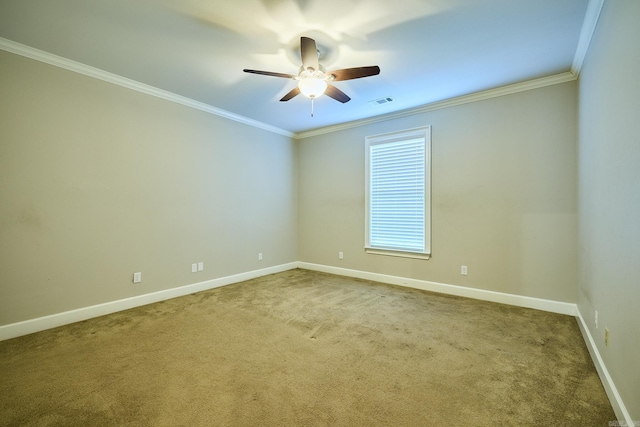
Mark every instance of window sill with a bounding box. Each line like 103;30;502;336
364;247;431;260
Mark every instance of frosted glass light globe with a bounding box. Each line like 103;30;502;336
298;77;327;98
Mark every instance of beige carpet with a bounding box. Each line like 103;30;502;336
1;269;615;426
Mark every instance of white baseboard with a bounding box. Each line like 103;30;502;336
576;309;632;425
297;262;577;316
0;262;297;341
1;261;629;422
299;262;634;421
0;261;577;339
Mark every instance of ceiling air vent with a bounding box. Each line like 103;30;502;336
369;97;394;106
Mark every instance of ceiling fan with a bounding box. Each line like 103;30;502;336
243;36;380;115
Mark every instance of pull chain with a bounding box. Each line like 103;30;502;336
311;97;315;117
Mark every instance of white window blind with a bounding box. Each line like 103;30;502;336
365;127;431;258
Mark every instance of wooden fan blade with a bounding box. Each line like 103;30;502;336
243;69;296;79
280;87;301;102
328;66;380;81
300;37;319;71
324;84;351;103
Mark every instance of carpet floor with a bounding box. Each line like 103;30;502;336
1;269;615;426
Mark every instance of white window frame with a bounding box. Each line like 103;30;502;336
365;126;431;259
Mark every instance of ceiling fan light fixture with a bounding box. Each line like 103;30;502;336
243;36;379;105
298;77;327;99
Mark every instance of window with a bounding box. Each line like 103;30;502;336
365;126;431;259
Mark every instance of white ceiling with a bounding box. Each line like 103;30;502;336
0;0;590;134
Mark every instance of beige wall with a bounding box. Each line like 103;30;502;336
298;82;578;303
2;6;636;417
0;48;581;324
0;51;298;325
577;0;640;420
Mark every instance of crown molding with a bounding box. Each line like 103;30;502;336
571;0;605;76
294;72;577;139
1;37;580;142
0;38;295;139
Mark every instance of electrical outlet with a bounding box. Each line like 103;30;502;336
133;272;142;283
339;251;344;260
605;328;610;347
191;263;197;273
258;252;263;261
595;310;598;329
461;265;468;275
198;262;204;271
